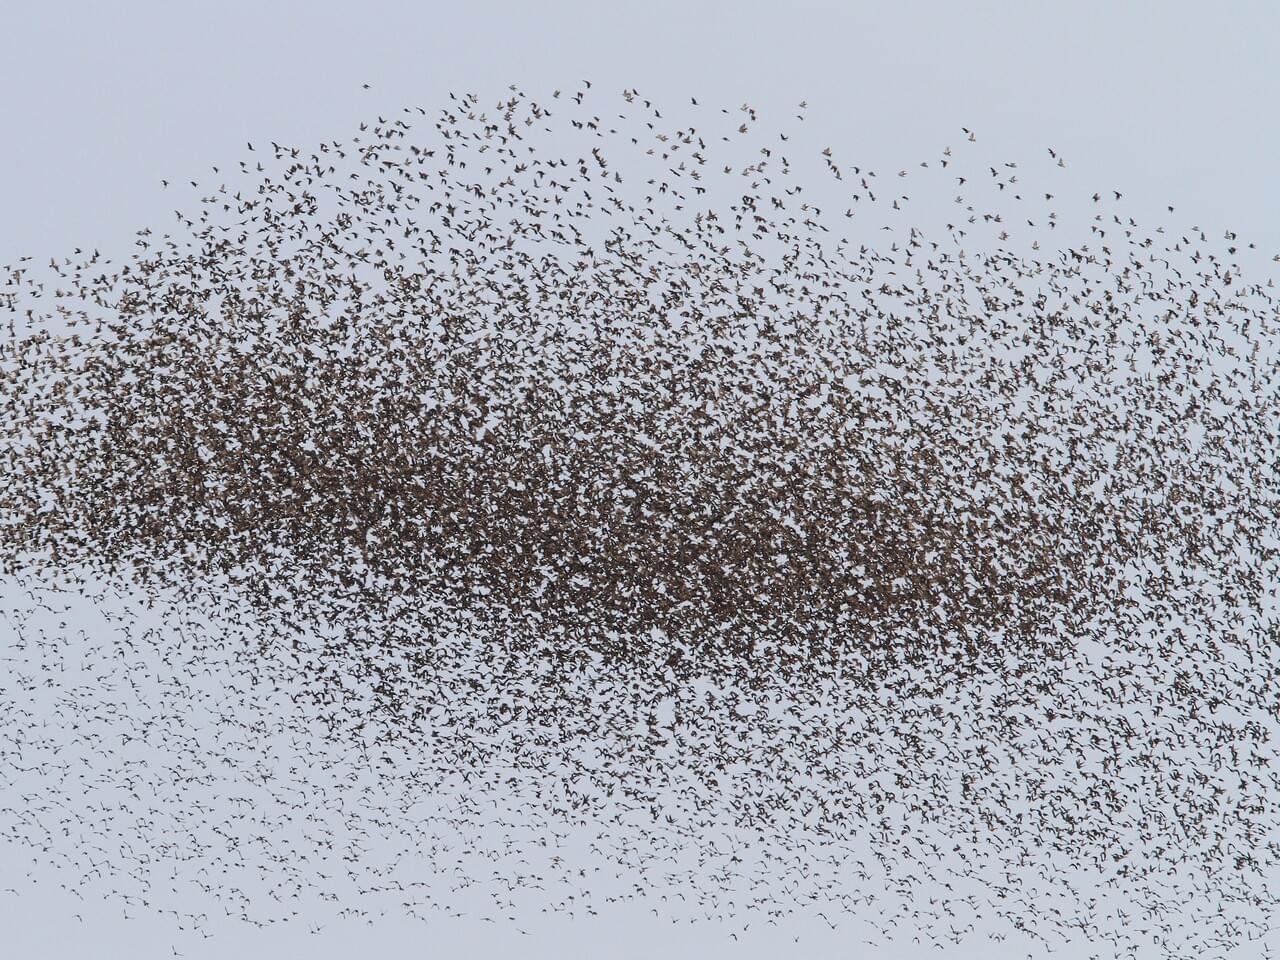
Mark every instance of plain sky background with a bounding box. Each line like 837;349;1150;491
2;2;1280;957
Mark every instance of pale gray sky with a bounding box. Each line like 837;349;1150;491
2;2;1279;957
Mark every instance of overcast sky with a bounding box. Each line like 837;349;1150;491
2;2;1279;957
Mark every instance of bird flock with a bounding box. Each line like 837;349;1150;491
1;84;1279;957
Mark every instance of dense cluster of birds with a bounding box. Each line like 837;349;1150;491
1;84;1279;957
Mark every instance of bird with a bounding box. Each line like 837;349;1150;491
0;80;1275;960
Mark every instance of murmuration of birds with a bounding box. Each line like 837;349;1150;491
1;84;1279;958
